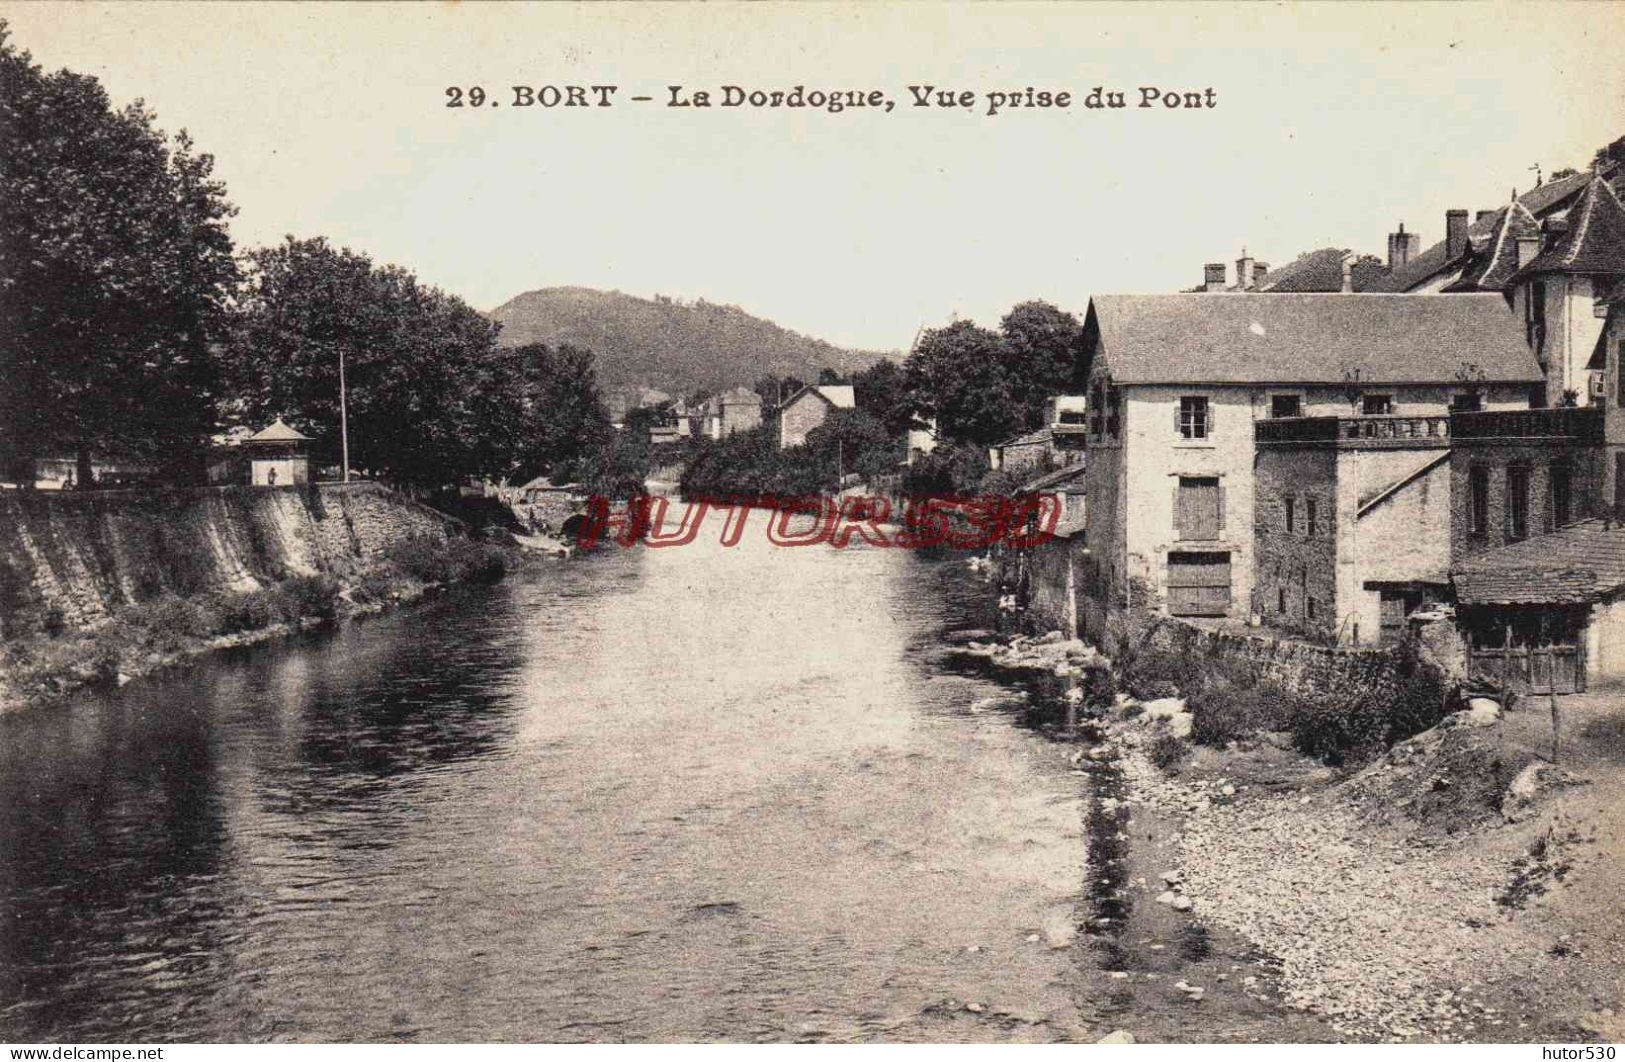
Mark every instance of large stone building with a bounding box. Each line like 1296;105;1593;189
1077;293;1541;638
702;387;764;440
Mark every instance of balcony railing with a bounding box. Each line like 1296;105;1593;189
1449;406;1603;442
1255;413;1452;447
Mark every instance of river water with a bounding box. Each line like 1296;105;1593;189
0;520;1104;1042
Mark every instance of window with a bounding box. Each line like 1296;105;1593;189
1284;495;1296;533
1177;396;1210;439
1527;280;1548;353
1450;391;1482;413
1361;394;1393;416
1089;382;1104;437
1549;464;1573;530
1271;394;1302;419
1307;598;1318;621
1277;587;1286;614
1106;388;1121;438
1506;465;1530;541
1306;496;1318;537
1469;466;1489;535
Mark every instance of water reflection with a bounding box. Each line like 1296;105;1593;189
0;522;1088;1042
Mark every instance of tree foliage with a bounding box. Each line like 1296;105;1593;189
902;301;1085;447
224;236;521;490
850;358;917;438
1;24;239;481
510;342;612;483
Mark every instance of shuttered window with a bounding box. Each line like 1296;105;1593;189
1176;396;1210;439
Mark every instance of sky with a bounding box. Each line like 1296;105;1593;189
5;2;1623;352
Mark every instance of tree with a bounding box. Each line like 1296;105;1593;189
817;367;846;386
903;320;1021;446
225;236;521;491
803;407;899;483
754;374;803;409
997;301;1087;420
511;342;612;483
1;25;239;483
578;431;650;500
851;358;917;438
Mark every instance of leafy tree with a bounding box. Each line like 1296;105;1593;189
511;342;612;483
803;408;899;483
1;25;239;483
817;367;846;386
225;236;521;491
578;431;650;500
850;358;917;438
901;441;990;497
998;301;1087;420
903;321;1020;446
753;374;803;409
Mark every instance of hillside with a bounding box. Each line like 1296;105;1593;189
487;287;892;395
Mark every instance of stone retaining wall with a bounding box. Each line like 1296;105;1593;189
0;483;456;636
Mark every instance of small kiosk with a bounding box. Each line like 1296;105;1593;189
245;419;311;487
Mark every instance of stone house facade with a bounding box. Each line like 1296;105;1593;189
776;384;854;449
1079;293;1542;639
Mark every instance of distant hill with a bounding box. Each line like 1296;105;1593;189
487;287;892;396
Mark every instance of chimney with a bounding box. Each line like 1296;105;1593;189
1203;263;1227;292
1341;254;1355;293
1236;250;1256;291
1387;223;1420;271
1445;209;1470;262
1517;234;1541;269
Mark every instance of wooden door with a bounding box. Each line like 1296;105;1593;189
1176;477;1221;541
1167;551;1231;617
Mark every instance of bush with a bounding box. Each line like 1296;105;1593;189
350;570;400;605
215;589;283;632
121;594;217;651
1122;648;1201;700
386;533;506;585
1147;731;1189;773
1289;692;1383;766
278;574;340;619
1080;666;1118;712
1187;679;1294;748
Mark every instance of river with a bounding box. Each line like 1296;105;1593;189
0;519;1105;1042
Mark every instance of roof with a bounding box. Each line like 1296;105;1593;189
1454;520;1625;605
1368;169;1595;293
783;383;855;410
1516;177;1625;277
1252;249;1389;293
718;386;761;405
1446;201;1539;292
1086;293;1544;386
1018;462;1088;494
997;426;1053;450
246;418;310;443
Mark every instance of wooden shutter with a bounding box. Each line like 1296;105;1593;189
1172;479;1182;540
1205;401;1214;439
1217;484;1226;531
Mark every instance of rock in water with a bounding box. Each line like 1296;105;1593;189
1096;1029;1136;1043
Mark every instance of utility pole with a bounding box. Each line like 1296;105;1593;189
338;346;351;483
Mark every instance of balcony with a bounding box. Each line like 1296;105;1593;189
1450;406;1603;443
1255;413;1452;449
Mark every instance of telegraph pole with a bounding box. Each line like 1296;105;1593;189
339;346;351;483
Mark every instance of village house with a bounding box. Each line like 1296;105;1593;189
702;387;764;440
1447;283;1625;691
989;396;1088;476
1077;293;1540;639
775;383;854;448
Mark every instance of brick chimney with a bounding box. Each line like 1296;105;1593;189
1203;263;1226;292
1341;253;1355;293
1236;250;1256;291
1445;209;1470;262
1387;223;1420;271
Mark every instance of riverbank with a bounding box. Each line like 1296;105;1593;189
950;628;1625;1043
0;532;528;715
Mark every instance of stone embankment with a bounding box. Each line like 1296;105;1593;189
0;483;521;712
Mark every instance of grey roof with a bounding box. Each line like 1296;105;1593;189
246;418;310;443
1086;293;1544;386
1454;520;1625;605
1368;170;1595;293
1253;249;1389;293
1516;177;1625;277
